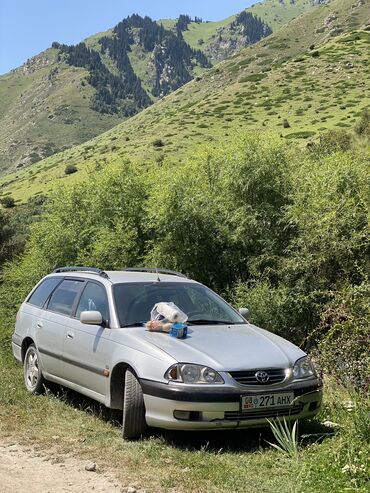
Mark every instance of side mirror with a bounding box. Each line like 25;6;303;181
80;310;103;326
239;307;250;321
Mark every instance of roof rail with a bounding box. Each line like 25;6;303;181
122;267;187;278
53;266;109;279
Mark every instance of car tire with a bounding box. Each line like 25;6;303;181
23;344;45;394
122;368;147;440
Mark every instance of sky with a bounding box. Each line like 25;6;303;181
0;0;255;74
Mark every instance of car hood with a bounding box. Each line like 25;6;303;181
142;323;305;371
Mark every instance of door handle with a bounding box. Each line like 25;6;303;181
66;332;74;339
36;322;43;329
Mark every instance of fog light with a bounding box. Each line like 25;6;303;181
309;401;319;411
173;410;200;421
174;410;191;420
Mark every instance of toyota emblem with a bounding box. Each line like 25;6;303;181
255;371;269;383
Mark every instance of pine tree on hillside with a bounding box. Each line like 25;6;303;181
231;11;272;42
56;42;151;115
100;14;211;98
176;15;192;31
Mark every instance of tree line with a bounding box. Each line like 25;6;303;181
175;14;203;32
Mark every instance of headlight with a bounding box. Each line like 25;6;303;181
293;356;316;379
164;364;224;384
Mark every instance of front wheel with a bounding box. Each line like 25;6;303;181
23;344;45;394
122;369;147;440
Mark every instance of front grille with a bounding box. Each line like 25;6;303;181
224;404;303;421
229;368;287;386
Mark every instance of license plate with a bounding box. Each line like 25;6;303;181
241;392;294;411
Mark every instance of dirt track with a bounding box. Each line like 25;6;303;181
0;439;123;492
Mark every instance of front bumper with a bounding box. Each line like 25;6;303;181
141;378;323;430
12;334;22;363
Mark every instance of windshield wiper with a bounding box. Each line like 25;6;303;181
121;322;144;328
122;320;240;327
187;319;237;325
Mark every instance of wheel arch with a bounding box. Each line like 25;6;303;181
109;362;140;410
21;337;35;363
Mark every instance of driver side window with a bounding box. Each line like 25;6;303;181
185;286;225;319
76;282;109;322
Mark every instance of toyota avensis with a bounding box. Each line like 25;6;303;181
12;267;323;439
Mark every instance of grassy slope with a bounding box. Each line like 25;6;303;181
0;49;123;174
248;0;319;32
0;0;320;176
1;0;368;203
160;17;236;48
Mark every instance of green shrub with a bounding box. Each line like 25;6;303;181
354;108;370;137
0;196;15;208
315;281;370;392
239;73;267;83
283;150;369;339
4;162;147;277
144;133;291;290
310;129;352;155
0;210;15;266
64;164;78;175
152;138;164;147
232;282;308;343
285;131;315;139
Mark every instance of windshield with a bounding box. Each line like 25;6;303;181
113;282;245;327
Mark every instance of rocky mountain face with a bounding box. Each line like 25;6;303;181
204;11;272;62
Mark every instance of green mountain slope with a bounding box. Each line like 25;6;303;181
0;0;322;175
0;49;123;174
248;0;326;31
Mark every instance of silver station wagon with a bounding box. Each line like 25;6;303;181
12;267;323;439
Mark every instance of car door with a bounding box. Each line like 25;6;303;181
24;277;63;376
61;281;112;398
39;278;85;378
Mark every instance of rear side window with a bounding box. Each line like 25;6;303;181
27;278;61;308
47;279;84;316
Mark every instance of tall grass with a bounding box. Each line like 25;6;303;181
267;419;299;457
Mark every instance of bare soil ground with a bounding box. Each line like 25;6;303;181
0;438;123;493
